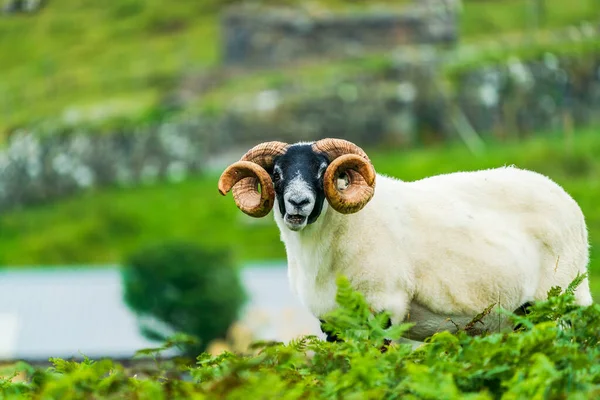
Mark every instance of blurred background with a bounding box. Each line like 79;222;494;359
1;0;599;371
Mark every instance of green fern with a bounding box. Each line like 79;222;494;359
2;275;599;399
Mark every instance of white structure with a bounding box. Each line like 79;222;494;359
0;265;321;361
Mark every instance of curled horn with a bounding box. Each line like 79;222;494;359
312;138;376;214
218;141;290;217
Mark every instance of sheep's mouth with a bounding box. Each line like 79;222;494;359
284;214;307;230
286;214;306;224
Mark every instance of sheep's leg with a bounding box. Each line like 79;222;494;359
319;290;410;351
320;317;393;353
380;317;393;353
370;290;411;327
369;290;411;352
319;319;343;343
512;301;533;331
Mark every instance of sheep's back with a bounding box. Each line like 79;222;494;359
369;167;590;314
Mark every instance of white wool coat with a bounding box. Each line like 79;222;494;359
273;166;593;340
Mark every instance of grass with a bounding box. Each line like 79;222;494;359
0;129;598;298
459;0;599;38
0;0;219;136
1;0;598;134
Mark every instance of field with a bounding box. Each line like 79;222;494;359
1;0;598;134
1;275;599;399
2;1;600;397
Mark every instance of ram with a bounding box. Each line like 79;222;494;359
218;138;593;341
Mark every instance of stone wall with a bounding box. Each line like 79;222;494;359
0;120;209;212
456;55;600;139
203;50;600;155
221;4;458;67
2;47;600;213
203;60;449;153
2;0;44;14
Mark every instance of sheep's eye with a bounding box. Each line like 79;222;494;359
273;171;281;182
317;165;327;180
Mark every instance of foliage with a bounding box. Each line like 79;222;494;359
2;275;599;399
121;241;248;355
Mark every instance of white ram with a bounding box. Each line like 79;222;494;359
218;138;593;340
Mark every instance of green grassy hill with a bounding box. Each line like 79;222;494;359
1;129;598;298
1;0;598;135
0;0;599;298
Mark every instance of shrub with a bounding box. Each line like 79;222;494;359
121;241;247;356
3;274;599;399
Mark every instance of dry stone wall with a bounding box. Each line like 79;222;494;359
206;50;600;152
221;4;458;67
2;11;599;213
0;120;208;212
3;51;600;213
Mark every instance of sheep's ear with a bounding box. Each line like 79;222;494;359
336;173;350;191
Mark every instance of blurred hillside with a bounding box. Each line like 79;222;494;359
0;0;599;211
1;0;600;300
0;0;598;135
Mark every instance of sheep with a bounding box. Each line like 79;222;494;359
218;138;594;342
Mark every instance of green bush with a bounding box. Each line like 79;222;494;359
2;275;599;399
121;241;247;356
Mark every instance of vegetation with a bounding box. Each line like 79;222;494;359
2;3;598;397
1;0;598;134
1;275;599;399
1;128;598;297
459;0;598;38
121;241;247;355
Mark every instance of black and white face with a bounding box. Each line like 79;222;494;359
272;144;330;231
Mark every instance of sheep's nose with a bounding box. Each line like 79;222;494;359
288;196;310;208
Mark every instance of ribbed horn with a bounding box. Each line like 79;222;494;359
312;139;376;214
218;141;289;217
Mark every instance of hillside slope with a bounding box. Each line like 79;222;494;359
0;0;597;135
